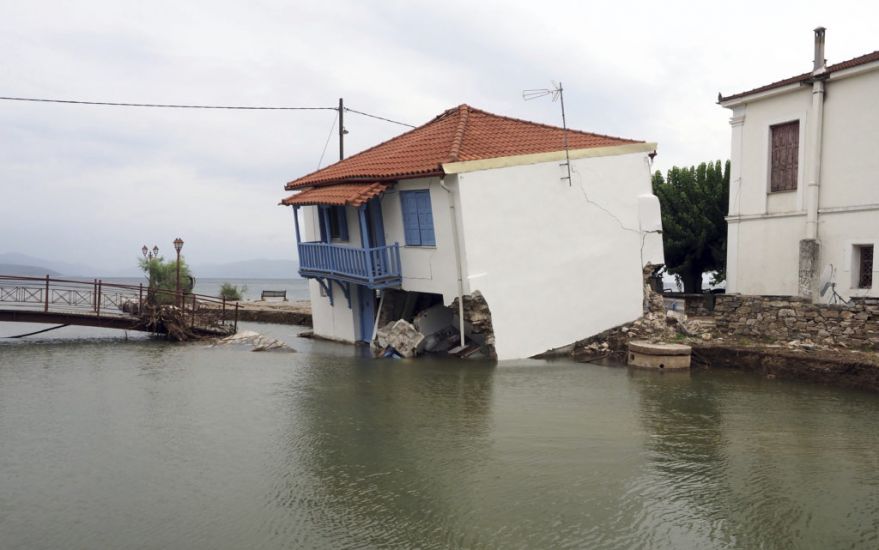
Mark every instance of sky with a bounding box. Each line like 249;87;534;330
1;0;877;272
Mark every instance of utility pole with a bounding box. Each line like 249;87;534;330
338;97;345;160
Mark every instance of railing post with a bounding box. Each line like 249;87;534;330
191;294;196;328
93;279;98;313
234;302;239;332
222;295;226;323
96;280;102;316
139;283;144;314
44;275;49;312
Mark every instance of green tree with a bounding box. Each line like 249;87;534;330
652;160;730;293
218;282;246;301
139;255;193;305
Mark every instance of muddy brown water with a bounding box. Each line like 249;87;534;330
1;322;878;549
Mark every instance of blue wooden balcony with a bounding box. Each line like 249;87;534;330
298;242;402;289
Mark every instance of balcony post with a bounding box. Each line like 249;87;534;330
358;206;373;282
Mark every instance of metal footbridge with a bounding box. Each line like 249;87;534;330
0;275;238;337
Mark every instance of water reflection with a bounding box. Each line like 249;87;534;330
629;368;879;549
273;357;495;548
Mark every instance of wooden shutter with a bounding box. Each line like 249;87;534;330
415;191;435;246
401;192;421;245
770;121;799;192
334;206;349;241
318;206;328;242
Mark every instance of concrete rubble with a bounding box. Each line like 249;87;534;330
215;330;295;352
372;291;496;359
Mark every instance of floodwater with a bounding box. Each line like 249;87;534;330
1;323;878;549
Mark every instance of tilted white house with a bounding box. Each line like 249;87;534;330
281;105;663;360
719;28;879;301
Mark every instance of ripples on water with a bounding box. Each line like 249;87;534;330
1;322;878;549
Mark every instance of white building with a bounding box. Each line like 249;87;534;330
720;28;879;301
281;105;663;360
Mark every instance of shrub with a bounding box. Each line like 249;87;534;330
219;282;246;301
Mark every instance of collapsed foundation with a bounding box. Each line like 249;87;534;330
373;289;496;359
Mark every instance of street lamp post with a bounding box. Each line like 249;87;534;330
173;238;184;308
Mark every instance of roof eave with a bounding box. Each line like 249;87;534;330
442;142;656;175
285;169;444;191
718;81;806;107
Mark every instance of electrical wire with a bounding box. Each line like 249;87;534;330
0;96;418;128
316;112;338;169
0;96;335;110
344;107;415;128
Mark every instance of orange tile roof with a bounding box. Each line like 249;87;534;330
284;104;642;190
280;182;389;208
720;49;879;102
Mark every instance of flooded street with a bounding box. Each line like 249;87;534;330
1;323;878;549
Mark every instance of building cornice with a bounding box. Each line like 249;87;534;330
442;142;657;174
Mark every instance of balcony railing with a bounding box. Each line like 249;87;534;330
298;242;402;289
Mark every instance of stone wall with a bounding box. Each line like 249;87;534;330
714;295;879;350
665;293;716;317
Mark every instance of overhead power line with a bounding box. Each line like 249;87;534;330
344;107;415;128
0;95;417;127
0;96;335;111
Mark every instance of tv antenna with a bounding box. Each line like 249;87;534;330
819;264;848;304
523;81;572;186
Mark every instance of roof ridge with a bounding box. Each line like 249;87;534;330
284;112;431;189
461;104;641;145
448;104;470;162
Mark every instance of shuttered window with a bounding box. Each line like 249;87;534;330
770;121;799;192
318;206;349;242
858;245;874;289
400;190;435;246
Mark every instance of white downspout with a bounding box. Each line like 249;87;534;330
806;27;827;241
440;177;466;347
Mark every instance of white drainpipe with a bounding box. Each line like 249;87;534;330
440;177;466;347
806;27;827;241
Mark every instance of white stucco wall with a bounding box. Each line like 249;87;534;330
300;204;360;342
725;63;879;300
377;176;460;302
456;151;658;360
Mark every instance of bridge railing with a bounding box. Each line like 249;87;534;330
0;275;240;331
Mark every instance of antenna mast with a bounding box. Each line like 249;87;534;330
523;81;572;185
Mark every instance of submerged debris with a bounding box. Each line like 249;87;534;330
215;330;295;352
375;320;425;358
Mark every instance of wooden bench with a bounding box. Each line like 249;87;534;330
260;290;287;301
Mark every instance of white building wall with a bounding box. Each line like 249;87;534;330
300;204;360;343
725;64;879;300
377;176;460;302
455;151;657;360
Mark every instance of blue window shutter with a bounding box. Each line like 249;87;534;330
335;206;349;241
415;192;435;246
401;192;421;245
318;207;327;242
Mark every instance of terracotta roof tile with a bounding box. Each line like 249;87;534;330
280;182;389;207
720;49;879;102
284;104;641;190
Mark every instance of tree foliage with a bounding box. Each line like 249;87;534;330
652;160;730;293
139;256;193;304
219;282;246;301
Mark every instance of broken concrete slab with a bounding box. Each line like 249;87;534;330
215;330;296;352
375;319;426;358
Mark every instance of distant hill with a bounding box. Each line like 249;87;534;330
0;263;61;277
191;259;300;279
0;252;95;276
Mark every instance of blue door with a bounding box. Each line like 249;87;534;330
356;284;376;342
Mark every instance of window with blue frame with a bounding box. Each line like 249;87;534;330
400;190;436;246
318;206;349;242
